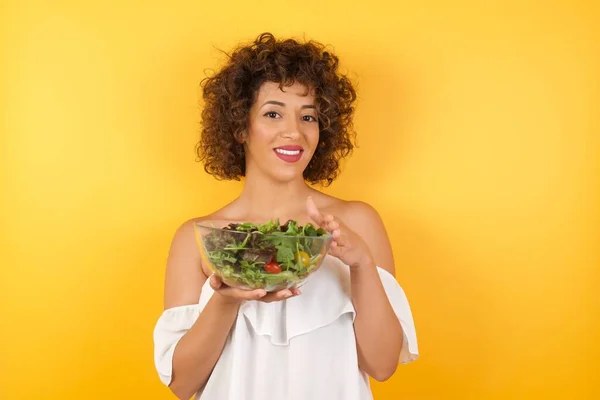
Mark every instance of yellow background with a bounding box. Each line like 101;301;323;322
1;0;599;399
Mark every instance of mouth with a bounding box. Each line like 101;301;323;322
274;146;304;163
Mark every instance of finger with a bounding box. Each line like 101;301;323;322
333;228;350;247
217;285;267;301
332;229;342;241
306;196;325;227
323;214;346;239
233;288;268;300
328;242;342;258
209;274;223;290
327;219;339;232
260;289;294;303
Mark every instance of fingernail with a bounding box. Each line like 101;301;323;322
256;290;266;298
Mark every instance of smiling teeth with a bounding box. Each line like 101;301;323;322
276;149;301;155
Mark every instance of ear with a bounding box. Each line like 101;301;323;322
234;129;248;144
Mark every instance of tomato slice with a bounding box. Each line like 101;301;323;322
265;261;282;274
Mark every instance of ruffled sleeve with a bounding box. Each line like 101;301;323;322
376;267;419;364
152;304;204;386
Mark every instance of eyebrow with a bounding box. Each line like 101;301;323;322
261;100;316;109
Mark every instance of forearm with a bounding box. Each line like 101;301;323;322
169;295;240;399
351;261;403;381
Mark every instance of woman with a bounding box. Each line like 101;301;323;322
153;32;419;400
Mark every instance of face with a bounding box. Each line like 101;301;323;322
243;81;320;183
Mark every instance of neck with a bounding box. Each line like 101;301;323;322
235;170;314;222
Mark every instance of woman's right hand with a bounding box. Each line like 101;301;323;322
208;274;301;304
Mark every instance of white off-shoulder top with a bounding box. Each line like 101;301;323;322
153;255;419;400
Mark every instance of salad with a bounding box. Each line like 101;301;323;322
202;219;329;289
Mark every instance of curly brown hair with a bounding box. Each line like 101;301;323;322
195;32;357;186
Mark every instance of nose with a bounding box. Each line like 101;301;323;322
281;116;301;139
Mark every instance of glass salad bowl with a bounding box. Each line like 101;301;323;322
194;219;332;292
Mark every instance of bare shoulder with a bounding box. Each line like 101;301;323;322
319;196;383;231
325;197;395;275
339;200;383;225
163;214;215;310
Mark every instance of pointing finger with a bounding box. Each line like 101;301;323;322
306;196;325;227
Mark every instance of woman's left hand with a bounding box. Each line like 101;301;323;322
306;196;374;270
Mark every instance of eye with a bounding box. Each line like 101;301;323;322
264;111;281;119
302;115;318;122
